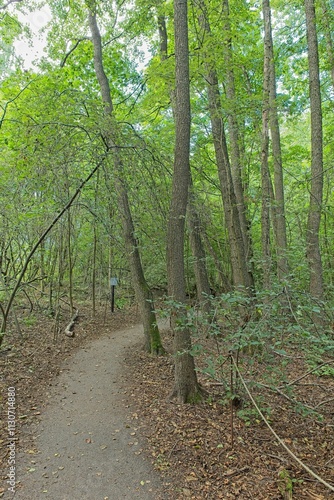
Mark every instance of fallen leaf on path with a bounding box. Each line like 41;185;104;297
186;475;198;482
182;488;192;497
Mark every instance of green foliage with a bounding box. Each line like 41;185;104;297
1;0;334;354
166;284;334;421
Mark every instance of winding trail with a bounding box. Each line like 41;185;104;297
14;323;167;500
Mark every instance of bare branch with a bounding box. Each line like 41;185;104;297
60;38;90;67
0;79;36;130
0;0;23;10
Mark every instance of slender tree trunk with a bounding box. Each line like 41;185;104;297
40;238;45;292
198;0;254;293
222;0;255;289
67;209;74;312
304;0;324;302
92;224;97;316
87;5;164;353
187;185;211;313
320;0;334;90
202;231;231;291
261;1;273;289
263;0;288;281
167;0;201;402
92;171;99;316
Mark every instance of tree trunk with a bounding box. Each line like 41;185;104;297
263;0;288;282
157;10;211;312
67;208;74;312
222;0;255;289
87;5;164;354
261;0;274;289
198;1;254;293
92;171;99;316
167;0;201;403
304;0;324;302
187;185;212;314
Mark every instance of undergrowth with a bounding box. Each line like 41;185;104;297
161;285;334;423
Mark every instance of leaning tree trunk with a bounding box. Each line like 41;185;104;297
304;0;324;303
87;5;164;354
167;0;202;403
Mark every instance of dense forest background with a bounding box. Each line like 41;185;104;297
1;0;334;396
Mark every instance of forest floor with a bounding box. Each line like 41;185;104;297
0;304;334;499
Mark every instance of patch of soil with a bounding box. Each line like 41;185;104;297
125;329;334;499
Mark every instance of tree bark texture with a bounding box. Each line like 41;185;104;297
167;0;201;403
261;0;274;289
304;0;324;301
157;10;212;312
187;185;212;314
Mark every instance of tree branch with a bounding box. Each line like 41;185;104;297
0;0;23;10
0;79;36;130
60;38;90;68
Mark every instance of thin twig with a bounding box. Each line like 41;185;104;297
60;38;90;67
231;355;334;492
279;361;334;389
0;0;23;10
314;397;334;409
255;382;314;410
222;466;250;478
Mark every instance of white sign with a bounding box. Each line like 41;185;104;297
110;278;118;286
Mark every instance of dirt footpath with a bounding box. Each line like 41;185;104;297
11;324;167;500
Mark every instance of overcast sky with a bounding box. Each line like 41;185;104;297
13;5;51;68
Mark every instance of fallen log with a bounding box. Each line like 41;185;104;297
64;309;79;337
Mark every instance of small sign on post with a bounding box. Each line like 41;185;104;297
110;277;118;313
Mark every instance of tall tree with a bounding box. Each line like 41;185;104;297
197;0;254;293
263;0;288;282
167;0;202;402
87;3;164;354
157;9;211;313
261;18;272;290
222;0;255;283
304;0;324;302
